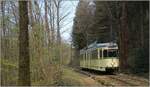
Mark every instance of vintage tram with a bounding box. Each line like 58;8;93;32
80;42;119;72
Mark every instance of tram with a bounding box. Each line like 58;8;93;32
80;42;119;72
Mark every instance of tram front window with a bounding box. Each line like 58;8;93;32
103;49;117;58
108;49;117;57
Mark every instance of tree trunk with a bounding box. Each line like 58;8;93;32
105;2;113;42
44;0;51;62
29;1;34;26
54;0;62;84
1;1;6;59
120;2;129;71
55;0;61;64
140;4;144;48
18;1;30;85
1;1;7;85
52;3;55;43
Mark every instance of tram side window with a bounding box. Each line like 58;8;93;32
103;50;108;57
91;50;98;59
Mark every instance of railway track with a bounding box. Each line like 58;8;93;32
107;75;145;86
74;69;149;86
119;73;149;83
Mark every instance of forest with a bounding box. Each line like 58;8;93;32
72;1;149;72
0;0;149;86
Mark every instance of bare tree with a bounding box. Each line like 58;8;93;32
10;1;18;25
1;1;7;85
44;0;51;62
28;1;34;26
1;1;6;59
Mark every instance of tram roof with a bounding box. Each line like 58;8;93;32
80;42;118;53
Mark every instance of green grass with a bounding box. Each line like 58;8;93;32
60;67;86;86
31;66;88;86
1;59;18;85
1;58;96;86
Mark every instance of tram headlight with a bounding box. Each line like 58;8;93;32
111;62;115;65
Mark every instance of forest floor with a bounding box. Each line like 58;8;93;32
63;67;149;86
1;58;148;86
134;72;149;79
61;66;101;86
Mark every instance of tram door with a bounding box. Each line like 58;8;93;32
85;51;88;68
87;51;91;69
89;52;91;69
86;51;89;68
83;52;86;67
85;51;90;69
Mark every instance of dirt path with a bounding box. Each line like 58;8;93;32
81;77;100;86
62;67;101;86
63;67;149;86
